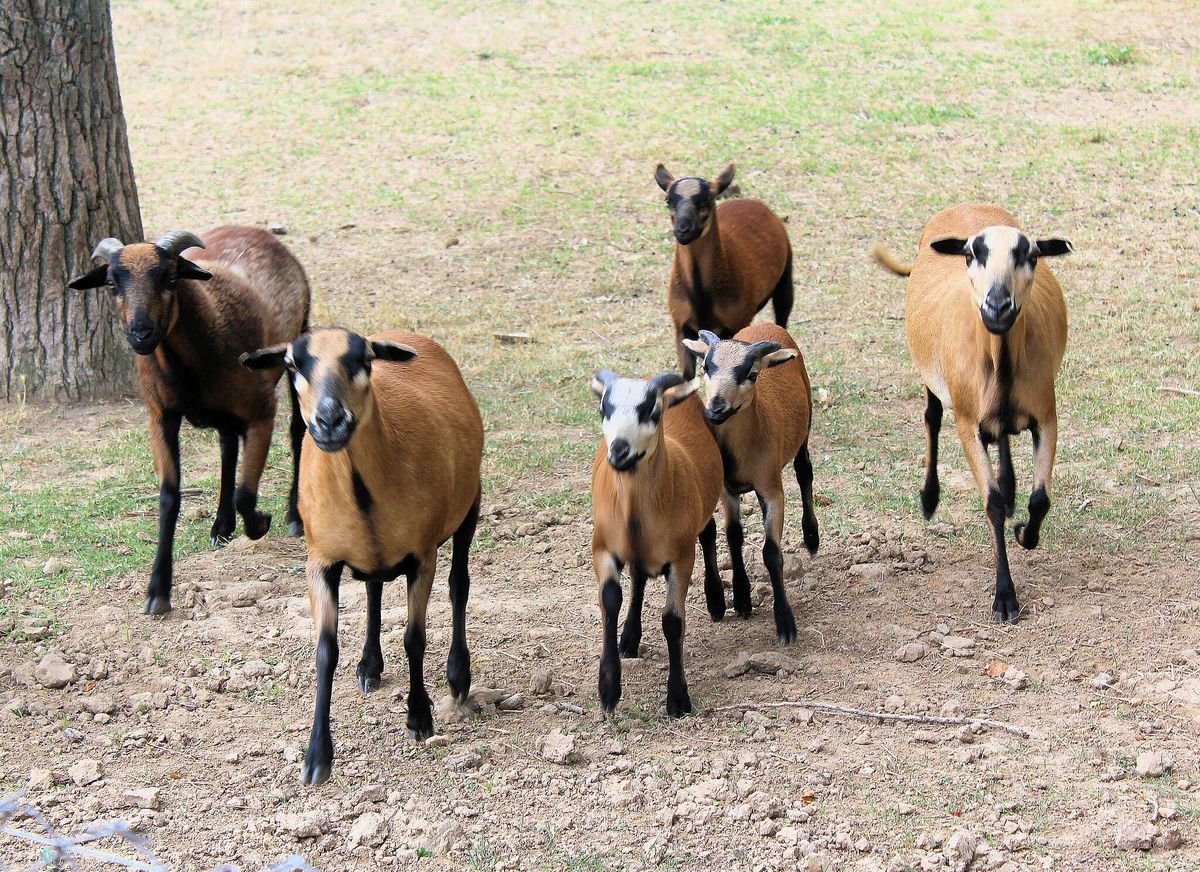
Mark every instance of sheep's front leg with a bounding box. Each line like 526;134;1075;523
404;554;437;740
356;581;384;693
210;428;239;546
619;564;647;658
145;410;182;616
234;415;274;540
595;551;624;713
957;420;1018;624
757;484;797;645
1015;417;1056;550
303;559;342;786
663;556;693;718
699;517;726;622
723;488;752;618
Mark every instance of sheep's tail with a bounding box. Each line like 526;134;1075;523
869;242;913;276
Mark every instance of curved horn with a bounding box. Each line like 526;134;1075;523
90;238;125;263
155;230;206;257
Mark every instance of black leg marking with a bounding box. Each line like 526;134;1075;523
1014;485;1049;550
286;375;305;537
356;581;384;694
987;487;1019;624
997;435;1016;519
771;248;794;328
303;564;341;787
726;494;752;618
662;609;691;717
599;579;622;712
234;484;271;540
763;537;797;645
699;518;725;622
210;428;238;546
446;494;478;701
145;412;182;616
921;389;943;519
793;443;820;554
620;566;647;657
404;562;434;740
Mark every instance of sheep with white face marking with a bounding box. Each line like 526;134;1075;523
242;327;483;786
69;227;310;616
682;323;820;643
589;370;723;717
872;203;1072;623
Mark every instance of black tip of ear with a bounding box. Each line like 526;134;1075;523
650;372;685;394
1036;238;1073;257
930;237;968;256
177;259;213;281
370;341;417;362
697;329;721;346
654;164;674;192
67;265;109;290
751;340;781;358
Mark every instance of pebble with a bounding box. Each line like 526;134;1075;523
277;810;328;839
1135;751;1171;777
34;654;77;689
348;811;390;847
124;787;161;810
80;693;116;715
894;641;929;662
41;558;65;576
1113;820;1156;851
68;759;103;786
943;829;977;872
428;819;464;855
538;728;578;764
28;768;53;790
941;636;976;657
445;750;483;771
528;668;554;695
848;562;894;582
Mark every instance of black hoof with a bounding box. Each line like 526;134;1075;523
920;486;939;520
407;699;435;741
142;595;171;616
775;609;798;646
803;525;819;556
407;721;435;742
302;731;333;786
1013;522;1039;550
708;607;725;623
992;600;1020;624
734;604;753;620
447;646;471;700
301;762;330;787
666;689;692;719
244;511;271;540
356;660;383;694
599;680;620;714
287;518;305;538
618;635;641;659
210;534;231;548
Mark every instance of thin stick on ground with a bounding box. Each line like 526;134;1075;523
707;700;1031;739
1159;386;1200;397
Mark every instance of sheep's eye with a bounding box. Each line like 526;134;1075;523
964;253;974;266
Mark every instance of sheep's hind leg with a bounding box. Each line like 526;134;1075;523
210;428;238;546
356;581;384;693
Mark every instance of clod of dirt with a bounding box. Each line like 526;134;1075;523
445;749;483;771
538;728;578;764
241;659;271;678
1001;667;1028;690
943;828;977;871
847;562;895;583
1159;826;1186;850
348;811;390;847
497;692;523;710
1135;751;1172;777
27;768;53;790
1113;820;1157;851
884;695;906;712
41;557;64;576
277;810;328;839
941;636;976;657
68;759;103;786
427;819;465;855
894;641;928;663
124;787;161;810
33;653;77;689
747;651;801;675
1090;671;1115;688
724;652;752;678
79;693;116;714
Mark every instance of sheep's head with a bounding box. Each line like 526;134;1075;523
654;163;734;245
590;369;697;472
682;330;797;424
929;227;1072;335
241;328;416;453
68;231;212;355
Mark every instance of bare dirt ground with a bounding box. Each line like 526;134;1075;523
2;404;1199;872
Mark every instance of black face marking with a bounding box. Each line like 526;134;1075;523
1013;234;1030;266
599;391;615;421
340;332;372;381
290;336;317;381
351;466;373;515
634;391;658;424
666;179;713;212
970;236;989;267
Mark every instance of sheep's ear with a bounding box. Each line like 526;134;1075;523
654;164;675;192
660;376;697;408
176;258;212;281
370;340;417;362
930;237;968;256
240;344;289;370
713;163;735;195
697;329;721;346
681;338;709;359
591;368;617;399
760;348;798;369
68;265;110;290
1035;238;1073;257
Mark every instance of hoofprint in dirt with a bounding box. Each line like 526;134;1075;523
2;515;1197;872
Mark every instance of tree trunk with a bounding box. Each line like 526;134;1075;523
0;0;142;402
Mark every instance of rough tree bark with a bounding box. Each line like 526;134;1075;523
0;0;142;401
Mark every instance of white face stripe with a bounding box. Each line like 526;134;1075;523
964;225;1037;310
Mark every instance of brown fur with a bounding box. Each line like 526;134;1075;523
876;203;1069;623
590;390;722;716
684;323;820;641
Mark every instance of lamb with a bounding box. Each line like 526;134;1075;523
69;227;310;615
241;327;484;786
589;369;723;717
682;324;820;644
655;163;794;379
872;203;1072;623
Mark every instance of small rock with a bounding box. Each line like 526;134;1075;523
124;788;161;810
428;819;464;855
28;769;53;790
34;654;77;689
267;222;288;235
724;652;752;678
1135;751;1171;777
894;641;928;663
528;668;554;695
445;750;483;771
943;829;977;872
538;728;578;764
848;562;894;582
1159;826;1185;850
41;557;65;576
497;692;524;711
348;811;390;847
1002;667;1028;690
747;651;801;675
68;759;103;786
941;636;976;657
79;693;116;715
1113;820;1156;851
883;694;906;712
242;659;271;678
1090;671;1115;689
278;810;327;839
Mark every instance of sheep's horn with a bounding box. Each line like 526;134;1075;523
90;238;125;262
155;230;206;257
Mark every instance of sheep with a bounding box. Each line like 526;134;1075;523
682;324;820;644
69;227;310;616
589;369;723;717
871;203;1072;623
241;327;483;786
654;163;794;380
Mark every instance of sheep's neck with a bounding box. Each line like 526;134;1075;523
675;211;729;301
614;430;675;531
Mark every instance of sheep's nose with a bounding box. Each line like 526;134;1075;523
314;397;348;431
609;438;631;464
